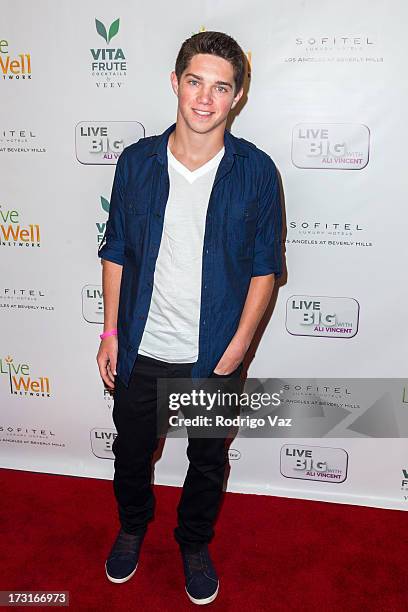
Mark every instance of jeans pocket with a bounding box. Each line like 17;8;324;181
211;363;243;378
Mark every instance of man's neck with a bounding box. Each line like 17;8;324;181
168;118;225;172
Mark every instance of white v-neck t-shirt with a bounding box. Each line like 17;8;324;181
138;145;225;362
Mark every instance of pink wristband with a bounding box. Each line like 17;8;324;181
100;328;117;340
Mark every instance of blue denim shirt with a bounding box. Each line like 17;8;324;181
98;122;283;387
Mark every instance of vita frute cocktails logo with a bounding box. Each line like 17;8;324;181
0;356;51;397
0;205;41;247
90;18;126;88
96;195;110;245
0;38;31;80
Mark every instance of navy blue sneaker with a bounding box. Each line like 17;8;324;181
105;528;146;583
181;544;219;605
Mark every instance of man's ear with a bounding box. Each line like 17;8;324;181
231;87;244;110
170;70;179;96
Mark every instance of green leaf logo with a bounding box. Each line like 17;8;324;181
108;19;120;43
95;19;108;44
100;196;110;213
95;18;120;44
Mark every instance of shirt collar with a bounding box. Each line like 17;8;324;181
145;122;249;164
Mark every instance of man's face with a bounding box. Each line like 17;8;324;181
170;53;243;135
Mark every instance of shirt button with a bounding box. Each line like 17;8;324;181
205;249;209;254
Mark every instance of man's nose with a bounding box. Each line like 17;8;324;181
196;86;213;105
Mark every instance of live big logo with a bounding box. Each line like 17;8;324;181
75;121;145;164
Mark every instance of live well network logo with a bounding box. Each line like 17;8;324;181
0;356;51;397
0;38;31;80
90;18;126;88
0;205;41;247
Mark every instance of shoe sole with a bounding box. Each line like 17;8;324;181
105;561;138;584
185;581;219;605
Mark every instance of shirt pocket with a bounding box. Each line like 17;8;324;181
124;190;149;215
227;199;258;259
124;192;149;248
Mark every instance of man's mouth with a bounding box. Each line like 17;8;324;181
192;109;214;117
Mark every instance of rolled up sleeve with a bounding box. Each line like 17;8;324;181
97;150;126;266
252;155;283;278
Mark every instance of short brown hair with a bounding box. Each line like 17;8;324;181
175;31;246;94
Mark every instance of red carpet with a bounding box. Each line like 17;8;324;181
0;467;406;611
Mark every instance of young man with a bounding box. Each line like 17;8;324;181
97;31;283;605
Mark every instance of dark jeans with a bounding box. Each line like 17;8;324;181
111;353;242;552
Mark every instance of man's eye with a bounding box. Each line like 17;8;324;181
216;86;227;93
188;80;199;86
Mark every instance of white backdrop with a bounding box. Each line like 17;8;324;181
1;0;407;510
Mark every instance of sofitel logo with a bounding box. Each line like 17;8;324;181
292;124;370;170
0;129;46;154
0;355;51;397
0;287;55;312
0;206;41;247
295;36;374;47
287;219;373;248
0;38;31;80
75;121;145;164
286;295;359;338
285;35;383;64
90;18;126;88
0;424;66;449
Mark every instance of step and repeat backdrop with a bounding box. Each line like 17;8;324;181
1;0;407;510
